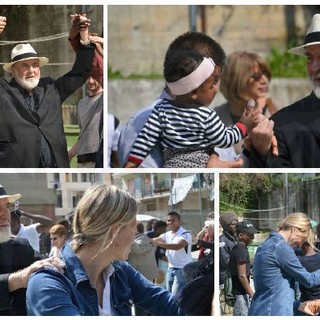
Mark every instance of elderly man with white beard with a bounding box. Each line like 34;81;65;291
0;184;65;315
247;13;320;168
0;15;95;168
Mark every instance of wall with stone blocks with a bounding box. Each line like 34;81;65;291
108;78;312;123
108;5;311;76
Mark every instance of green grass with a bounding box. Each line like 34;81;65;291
64;124;79;168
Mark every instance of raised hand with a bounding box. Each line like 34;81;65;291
69;13;91;40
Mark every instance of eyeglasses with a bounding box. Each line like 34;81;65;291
251;71;269;82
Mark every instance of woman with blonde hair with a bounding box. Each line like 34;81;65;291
249;212;320;316
26;185;184;316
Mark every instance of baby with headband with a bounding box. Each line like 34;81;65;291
125;49;259;168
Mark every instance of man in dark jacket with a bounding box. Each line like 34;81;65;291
248;13;320;168
219;211;238;315
0;16;94;168
0;184;64;315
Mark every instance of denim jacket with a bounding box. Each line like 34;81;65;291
249;231;320;316
26;244;184;316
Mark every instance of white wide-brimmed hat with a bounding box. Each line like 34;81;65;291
3;43;49;73
0;184;21;203
288;13;320;56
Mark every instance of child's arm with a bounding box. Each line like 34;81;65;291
204;110;247;148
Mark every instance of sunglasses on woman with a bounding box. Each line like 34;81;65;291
251;71;270;81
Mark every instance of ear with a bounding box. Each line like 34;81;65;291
109;224;120;240
191;90;198;101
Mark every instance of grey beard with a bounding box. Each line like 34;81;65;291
0;226;12;244
313;86;320;99
311;77;320;99
15;76;39;92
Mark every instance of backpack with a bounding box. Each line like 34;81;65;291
180;231;192;254
224;268;236;307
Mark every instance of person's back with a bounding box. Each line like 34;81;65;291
118;92;169;168
127;232;158;281
219;230;237;285
298;243;320;302
0;237;35;315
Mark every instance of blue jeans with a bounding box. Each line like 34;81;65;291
233;294;250;316
166;267;185;295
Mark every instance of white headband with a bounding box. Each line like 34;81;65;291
166;57;215;96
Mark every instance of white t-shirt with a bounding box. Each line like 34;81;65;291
16;223;41;252
160;226;192;269
99;264;115;316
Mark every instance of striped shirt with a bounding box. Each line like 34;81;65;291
128;99;245;164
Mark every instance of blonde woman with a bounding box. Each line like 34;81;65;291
26;185;184;316
249;213;320;316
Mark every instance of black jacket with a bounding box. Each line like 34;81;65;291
0;237;35;315
0;44;95;168
219;231;237;285
250;92;320;168
175;254;213;315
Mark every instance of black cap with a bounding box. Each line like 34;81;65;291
236;220;257;235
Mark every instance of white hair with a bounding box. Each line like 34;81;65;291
0;226;12;244
310;76;320;99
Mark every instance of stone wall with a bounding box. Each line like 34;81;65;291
108;5;315;76
108;78;312;124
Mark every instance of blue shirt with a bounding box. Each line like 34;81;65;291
118;88;171;168
26;244;184;316
249;231;320;316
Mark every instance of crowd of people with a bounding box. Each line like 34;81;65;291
0;182;214;316
219;211;320;316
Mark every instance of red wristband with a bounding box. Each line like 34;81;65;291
235;122;247;137
127;155;143;165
